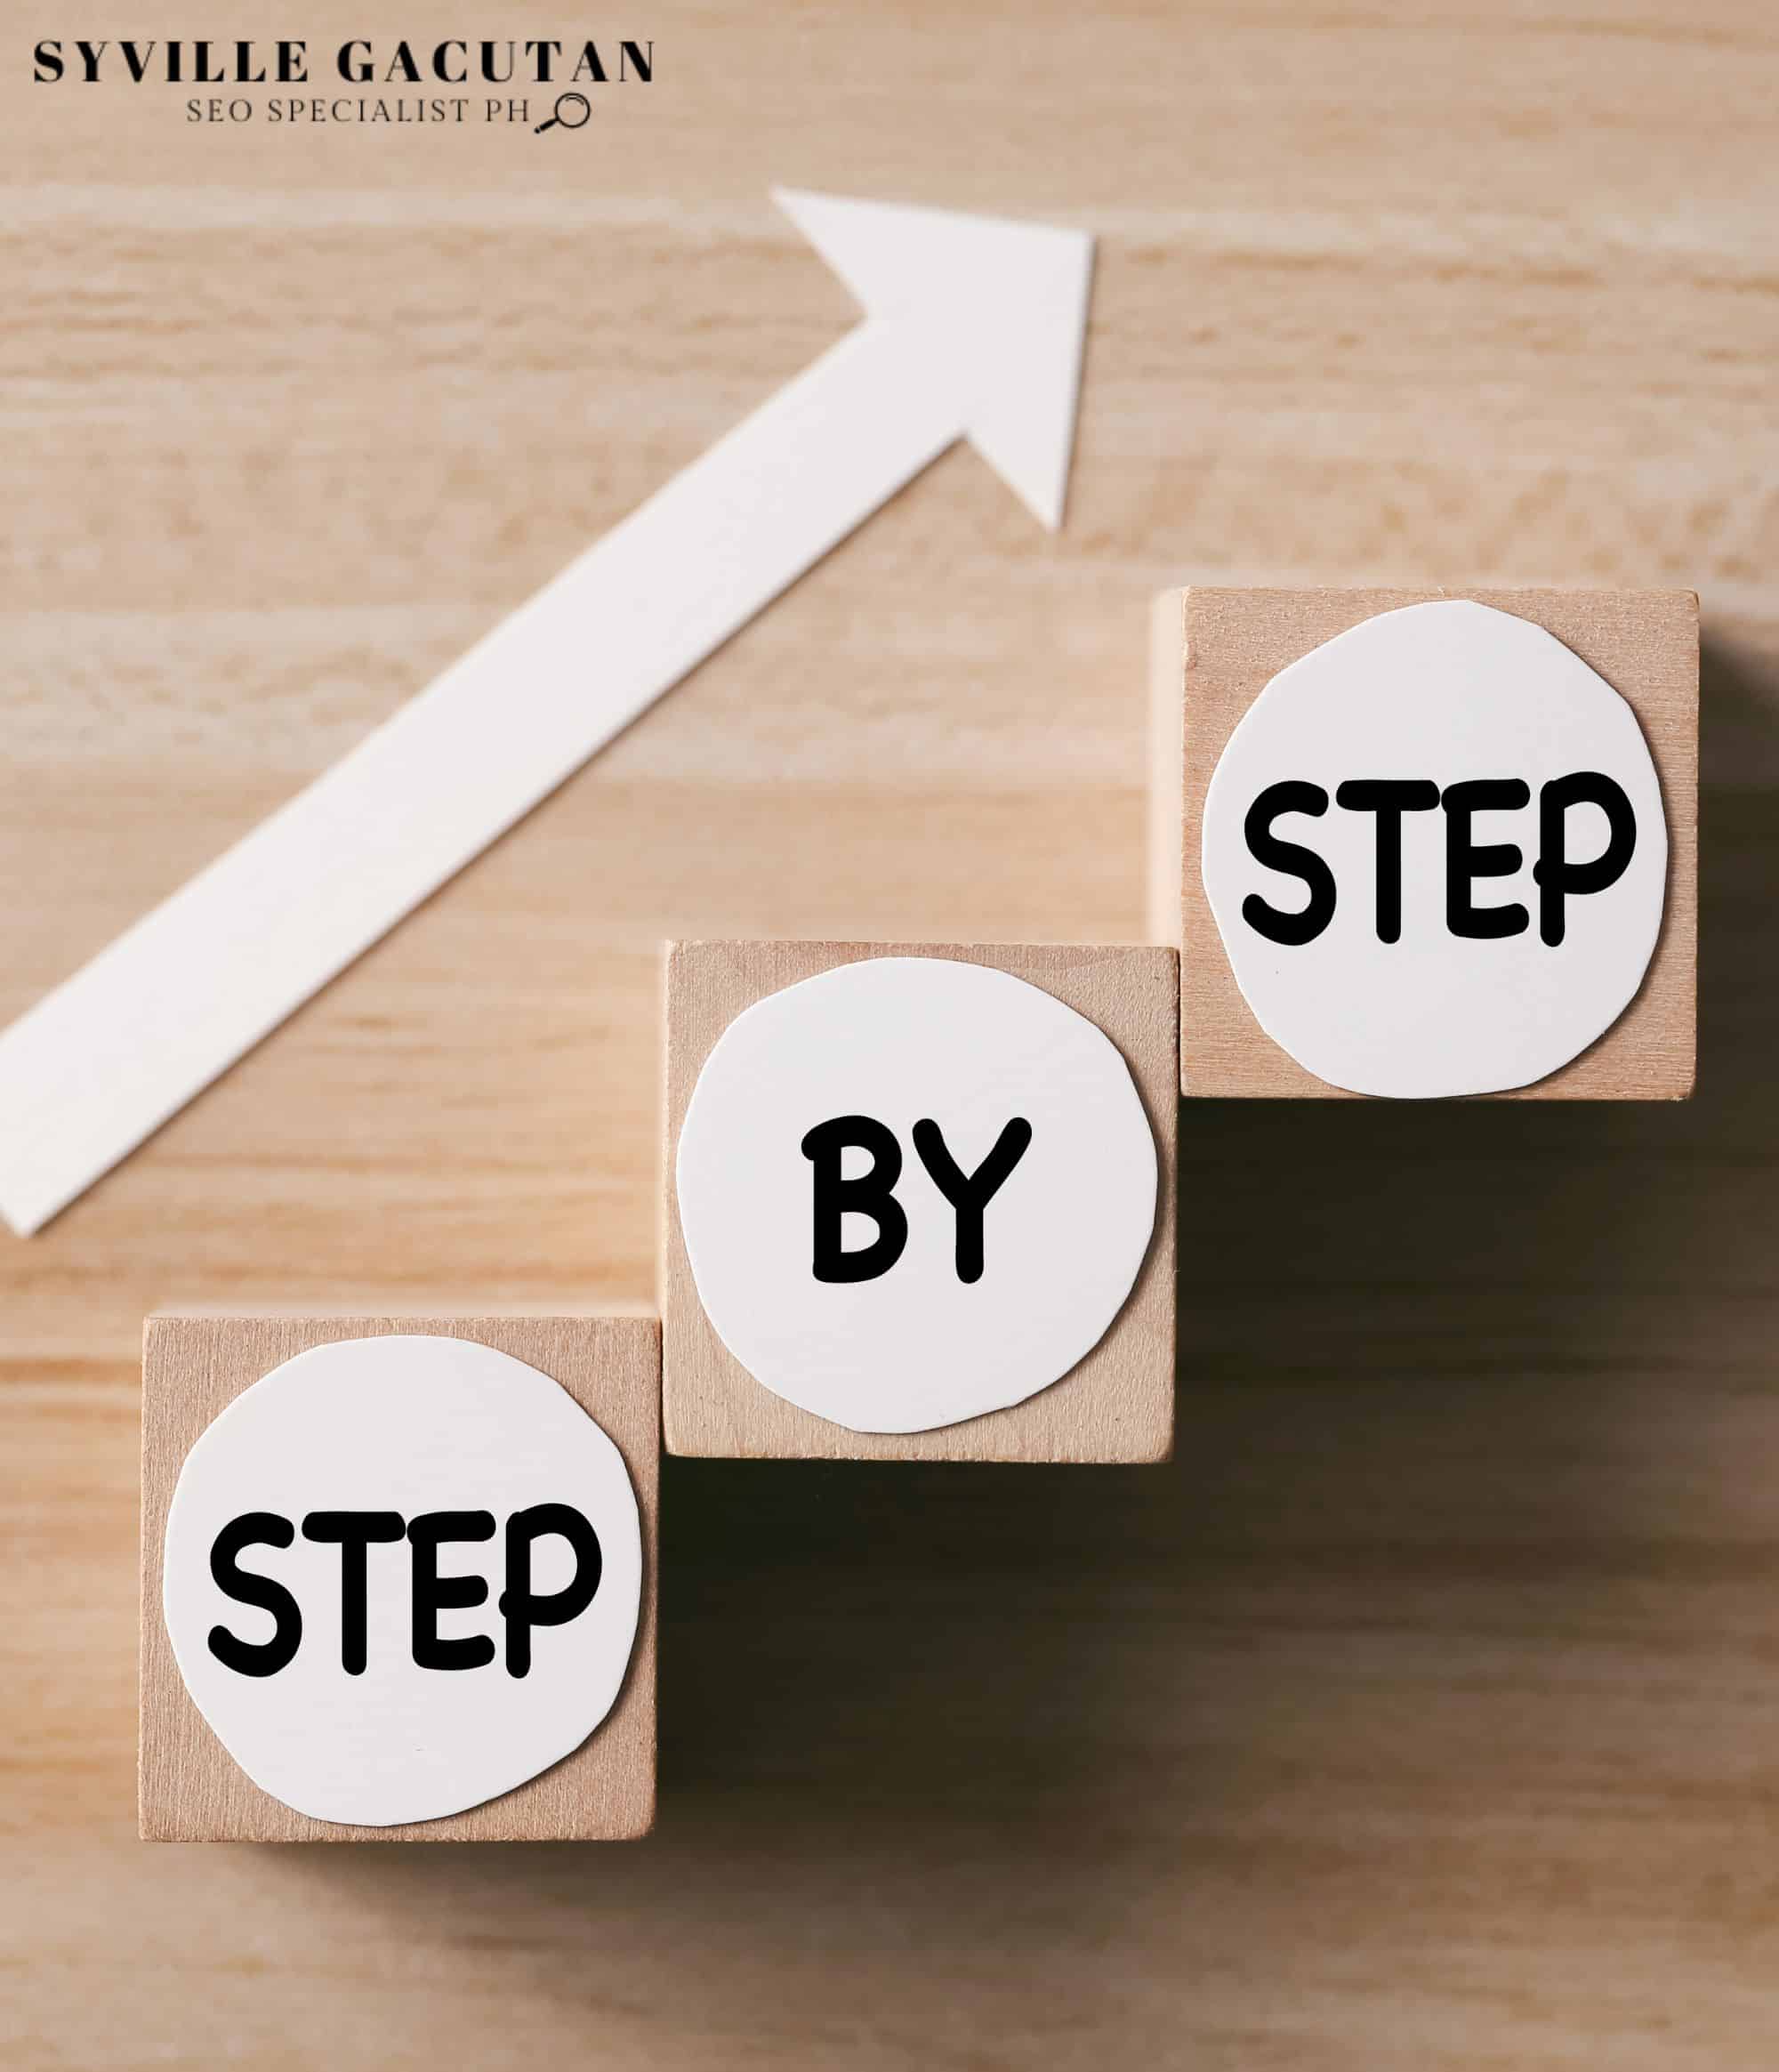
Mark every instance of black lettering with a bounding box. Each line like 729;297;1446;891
801;1116;908;1283
207;1512;302;1677
498;1504;602;1678
620;39;653;82
407;1511;495;1670
33;41;64;82
1242;781;1335;946
75;41;108;83
1533;771;1638;947
910;1118;1033;1284
1442;779;1530;939
301;1511;404;1675
1333;779;1440;943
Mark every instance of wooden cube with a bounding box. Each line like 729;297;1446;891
663;942;1177;1462
141;1314;657;1842
1150;586;1698;1099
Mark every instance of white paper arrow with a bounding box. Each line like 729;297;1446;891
0;190;1092;1236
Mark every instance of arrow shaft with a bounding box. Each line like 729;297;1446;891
0;318;962;1234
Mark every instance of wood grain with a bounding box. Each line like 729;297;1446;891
4;0;1779;2061
1156;586;1698;1097
140;1315;658;1841
662;942;1177;1461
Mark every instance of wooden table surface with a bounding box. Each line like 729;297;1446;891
4;3;1777;2064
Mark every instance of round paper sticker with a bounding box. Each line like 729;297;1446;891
675;956;1158;1434
162;1334;641;1828
1201;600;1668;1098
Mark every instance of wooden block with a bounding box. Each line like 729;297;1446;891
663;942;1177;1462
1151;586;1698;1099
141;1314;657;1842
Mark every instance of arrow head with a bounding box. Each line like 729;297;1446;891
774;189;1094;531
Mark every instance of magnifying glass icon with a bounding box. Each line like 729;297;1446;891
535;92;592;133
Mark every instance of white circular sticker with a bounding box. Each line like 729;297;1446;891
1202;601;1668;1098
163;1335;641;1828
675;956;1158;1434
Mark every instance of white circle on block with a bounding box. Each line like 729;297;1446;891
675;956;1158;1433
1201;600;1668;1098
162;1335;641;1828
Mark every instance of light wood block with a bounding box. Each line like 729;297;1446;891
1150;586;1699;1100
140;1314;657;1842
662;941;1177;1462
